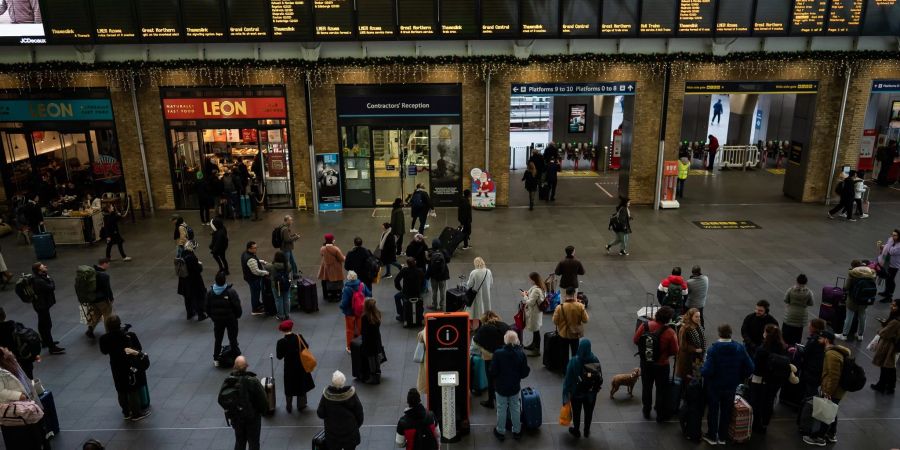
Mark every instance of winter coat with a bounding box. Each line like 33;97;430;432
99;329;143;392
425;245;450;282
344;246;374;283
416;330;427;394
675;325;706;380
405;239;429;272
317;385;364;449
90;265;114;303
701;339;754;392
209;219;228;254
275;333;315;396
360;316;383;357
465;268;493;319
751;344;788;384
873;319;900;369
611;205;632;234
523;285;544;332
800;334;826;388
490;344;530;397
395;404;439;450
394;266;426;300
458;197;472;225
821;346;851;401
741;312;779;349
845;266;877;312
30;271;56;311
177;251;206;299
390;207;406;237
522;171;539;192
686;274;709;309
205;284;242;322
280;224;299;252
633;320;679;366
101;211;124;244
317;244;345;282
409;189;433;215
340;279;371;317
474;321;509;361
225;370;269;416
552;299;589;339
783;285;814;327
554;256;585;290
377;228;397;265
562;339;600;403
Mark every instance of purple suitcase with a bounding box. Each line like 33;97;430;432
821;277;845;306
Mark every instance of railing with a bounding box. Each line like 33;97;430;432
715;145;760;170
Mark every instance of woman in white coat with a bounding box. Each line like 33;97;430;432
466;257;493;320
0;347;47;449
522;272;545;356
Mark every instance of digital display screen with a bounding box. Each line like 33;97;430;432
754;0;791;35
313;0;354;38
44;0;93;42
791;0;827;34
678;0;715;34
271;0;314;40
522;0;559;36
0;0;44;43
398;0;436;36
861;0;900;36
93;0;138;41
137;0;183;41
182;0;226;40
826;0;863;34
482;0;517;37
569;104;586;133
716;0;754;35
227;0;269;39
358;0;395;36
601;0;639;35
440;0;477;36
561;0;599;36
640;0;677;35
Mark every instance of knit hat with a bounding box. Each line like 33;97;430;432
324;233;335;244
278;319;294;332
331;370;346;388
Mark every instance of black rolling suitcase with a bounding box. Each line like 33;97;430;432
261;354;276;416
312;429;328;449
325;281;343;302
679;380;704;441
438;226;465;256
261;277;277;316
402;297;424;328
296;277;319;313
446;275;467;312
542;331;568;372
350;336;370;380
538;183;550;201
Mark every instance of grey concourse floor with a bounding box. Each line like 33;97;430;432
1;194;900;449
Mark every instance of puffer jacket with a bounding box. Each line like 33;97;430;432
0;367;29;402
783;285;814;327
205;284;242;322
340;279;371;317
845;266;877;312
316;386;364;449
821;345;851;401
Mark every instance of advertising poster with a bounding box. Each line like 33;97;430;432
568;104;586;133
470;168;495;210
316;153;343;211
0;0;44;42
706;94;731;143
429;124;461;206
891;101;900;129
858;129;877;171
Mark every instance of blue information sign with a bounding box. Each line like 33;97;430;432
0;99;113;121
871;80;900;93
510;82;636;96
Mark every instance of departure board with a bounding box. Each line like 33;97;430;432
561;0;599;35
754;0;791;35
358;0;395;36
861;0;900;35
640;0;677;35
522;0;559;36
398;0;436;36
791;0;827;34
137;0;183;41
92;0;138;41
271;0;314;40
678;0;716;35
44;0;94;42
826;0;863;33
440;0;477;36
314;0;354;37
227;0;269;39
601;0;638;35
482;0;518;37
716;0;753;35
181;0;226;40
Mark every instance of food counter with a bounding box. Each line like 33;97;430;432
43;210;103;245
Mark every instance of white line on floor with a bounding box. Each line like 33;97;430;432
595;183;614;198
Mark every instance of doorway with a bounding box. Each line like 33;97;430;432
372;128;431;205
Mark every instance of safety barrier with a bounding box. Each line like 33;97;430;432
715;145;760;169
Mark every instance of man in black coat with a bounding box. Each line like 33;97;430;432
458;189;472;250
99;314;149;421
85;258;115;339
393;258;425;322
31;262;64;354
395;389;440;448
222;356;269;450
740;300;779;357
344;237;374;289
827;171;858;220
206;271;243;366
554;246;585;293
22;194;44;234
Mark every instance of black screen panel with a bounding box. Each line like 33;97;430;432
482;0;517;37
313;0;354;38
561;0;599;36
44;0;94;42
358;0;395;36
227;0;270;40
440;0;477;36
861;0;900;36
182;0;226;40
716;0;753;35
601;0;639;35
640;0;677;35
678;0;716;35
398;0;436;36
271;0;314;40
93;0;138;42
754;0;791;35
791;0;827;34
522;0;559;36
137;0;183;41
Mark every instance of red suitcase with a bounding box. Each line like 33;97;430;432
728;394;753;443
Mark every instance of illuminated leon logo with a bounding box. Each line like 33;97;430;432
29;102;74;119
203;100;247;117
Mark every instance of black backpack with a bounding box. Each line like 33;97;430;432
608;212;621;231
576;362;604;393
12;322;42;360
365;253;382;280
766;353;791;383
271;225;284;249
14;275;35;303
410;415;439;450
411;191;425;209
837;352;866;392
430;251;445;274
664;284;684;310
851;277;878;306
218;375;253;424
185;225;195;241
637;323;663;364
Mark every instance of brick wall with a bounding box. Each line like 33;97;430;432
837;60;900;175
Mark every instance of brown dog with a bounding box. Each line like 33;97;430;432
609;368;641;399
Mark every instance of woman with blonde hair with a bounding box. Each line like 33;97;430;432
466;257;494;319
521;272;545;356
675;307;706;381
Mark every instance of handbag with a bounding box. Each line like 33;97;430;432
559;402;573;426
297;335;318;373
378;346;388;364
465;272;487;307
812;396;839;424
513;302;526;331
413;341;425;364
0;400;44;426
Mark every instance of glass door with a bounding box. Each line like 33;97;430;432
340;125;373;207
373;128;402;205
259;127;293;208
31;131;94;199
170;129;202;209
401;128;431;200
1;131;35;201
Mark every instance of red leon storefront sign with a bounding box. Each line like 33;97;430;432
162;97;286;120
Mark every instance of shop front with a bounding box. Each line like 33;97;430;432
859;80;900;186
0;89;125;205
161;86;295;209
335;84;462;208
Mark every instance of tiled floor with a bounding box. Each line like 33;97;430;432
1;191;900;449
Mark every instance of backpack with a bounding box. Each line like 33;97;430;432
766;353;791;383
405;415;438;450
637;323;663;364
184;224;195;241
850;277;878;306
411;191;424;209
271;225;284;249
608;212;621;231
12;322;42;361
430;251;446;276
365;253;382;280
576;362;604;393
218;375;253;424
14;275;36;304
664;283;684;310
174;257;188;278
352;283;366;317
836;352;866;392
74;265;98;304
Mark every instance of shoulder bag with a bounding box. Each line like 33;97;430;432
466;272;487;307
297;334;317;373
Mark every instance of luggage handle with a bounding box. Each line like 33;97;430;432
835;277;846;288
270;353;275;379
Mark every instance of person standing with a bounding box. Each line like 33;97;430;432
0;308;37;379
546;157;560;202
838;260;877;341
426;239;450;311
553;287;589;357
686;266;709;326
522;162;539;210
466;257;494;320
395;389;440;449
390;198;405;257
209;217;229;275
171;214;190;257
852;172;869;219
562;338;601;439
707;135;719;172
31;262;64;355
409;184;433;234
554;245;585;294
269;251;291;321
377;222;401;278
490;330;530;441
878;229;900;304
782;274;814;346
521;272;545;356
178;247;207;322
220;356;268;450
0;347;49;450
241;241;269;316
674;308;706;382
748;324;788;434
711;99;723;125
83;258;115;339
701;324;754;445
360;299;384;385
206;271;242;366
740;300;779;357
317;370;365;450
799;319;827;398
275;320;315;412
279;215;301;278
405;234;429;277
22;194;43;238
632;306;678;421
99;314;151;421
606;198;632;256
393;257;425;321
101;204;131;261
318;234;345;298
474;311;509;409
869;299;899;395
458;189;473;250
875;140;898;186
676;156;690;199
344;237;375;290
803;331;849;446
340;271;370;353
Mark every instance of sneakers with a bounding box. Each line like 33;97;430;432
861;213;869;219
251;308;265;316
825;435;837;443
424;224;430;229
123;256;133;262
835;333;847;341
382;273;393;279
849;218;857;222
856;334;864;341
702;435;719;445
605;245;611;254
827;213;835;219
410;228;418;232
48;347;66;355
619;250;629;256
130;410;151;421
461;246;471;251
802;436;826;446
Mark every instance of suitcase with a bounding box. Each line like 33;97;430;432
1;421;46;449
312;429;328;449
519;387;542;430
261;277;277;316
32;232;56;259
679;380;704;441
542;331;568;372
218;345;237;368
438;226;465;256
471;352;488;394
296;277;319;313
325;281;343;302
402;297;424;328
261;354;276;416
821;277;845;306
659;376;682;421
538;183;549;200
240;195;251;218
39;390;59;438
350;336;370;380
779;378;804;410
447;287;466;312
728;394;753;443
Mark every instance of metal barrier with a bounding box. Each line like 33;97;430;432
715;145;760;170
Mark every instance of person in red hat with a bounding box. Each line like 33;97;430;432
275;319;315;412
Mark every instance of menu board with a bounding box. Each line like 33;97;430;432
678;0;715;35
358;0;395;36
93;0;138;41
227;0;269;39
181;0;226;40
313;0;354;37
522;0;559;36
640;0;677;35
754;0;791;34
137;0;183;41
440;0;477;36
791;0;827;34
561;0;599;35
398;0;436;36
44;0;93;42
826;0;863;34
482;0;518;37
716;0;753;34
861;0;900;36
271;0;314;40
602;0;639;35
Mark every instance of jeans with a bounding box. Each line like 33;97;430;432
213;319;240;359
812;397;839;439
782;324;803;346
706;388;735;441
106;239;126;259
886;267;898;298
431;279;446;310
485;360;495;403
344;315;361;349
461;221;471;247
571;392;598;433
640;362;670;415
248;279;262;311
395;233;404;256
232;415;261;450
383;261;402;276
283;250;298;276
842;307;867;337
199;203;210;224
608;232;629;252
495;393;522;434
527;190;535;209
176;245;184;258
34;307;53;347
274;285;290;319
676;178;685;198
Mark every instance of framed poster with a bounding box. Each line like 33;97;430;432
568;104;586;133
316;153;343;211
890;101;900;129
430;124;461;206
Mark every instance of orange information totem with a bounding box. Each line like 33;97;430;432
660;160;680;209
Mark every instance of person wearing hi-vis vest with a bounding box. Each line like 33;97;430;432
676;157;690;199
